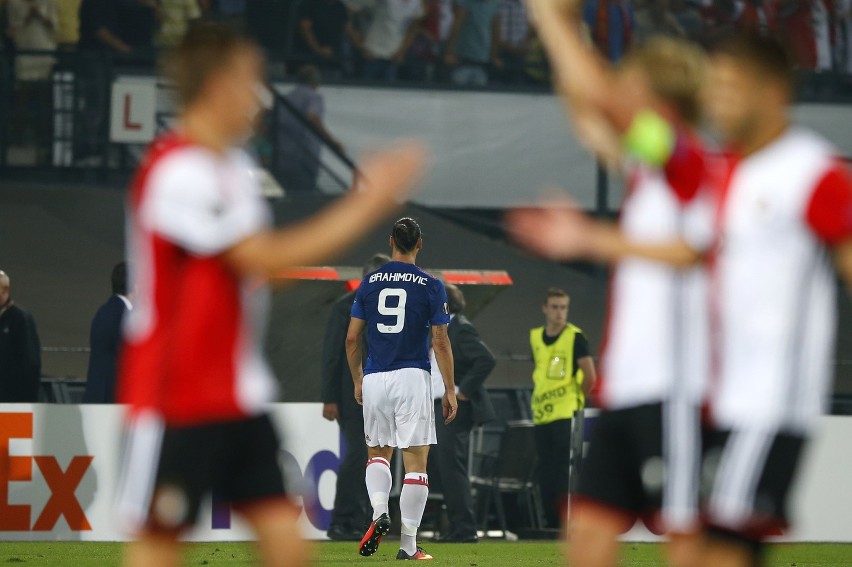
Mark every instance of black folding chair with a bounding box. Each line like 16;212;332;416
471;421;544;538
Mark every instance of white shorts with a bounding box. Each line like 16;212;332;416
362;368;436;449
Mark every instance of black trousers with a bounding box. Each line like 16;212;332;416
329;414;371;530
533;418;573;529
432;399;477;537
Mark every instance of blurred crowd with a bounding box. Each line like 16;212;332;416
1;0;851;87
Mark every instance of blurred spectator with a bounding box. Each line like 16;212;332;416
839;0;852;73
7;0;56;156
0;271;42;403
7;0;57;80
523;29;551;84
407;0;454;80
1;0;11;53
215;0;244;16
77;0;128;161
83;262;132;404
359;0;425;81
78;0;131;53
54;0;81;50
275;65;345;193
583;0;635;62
116;0;161;54
698;0;774;37
669;0;703;37
294;0;359;72
634;0;685;43
497;0;531;82
444;0;502;86
156;0;201;48
775;0;835;71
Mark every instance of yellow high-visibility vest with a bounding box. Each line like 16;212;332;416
530;324;585;425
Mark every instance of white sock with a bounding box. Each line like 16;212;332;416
399;473;429;555
365;457;392;521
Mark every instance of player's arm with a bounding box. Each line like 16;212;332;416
222;144;424;277
345;317;367;405
527;0;635;132
432;324;458;424
507;201;702;267
529;0;699;177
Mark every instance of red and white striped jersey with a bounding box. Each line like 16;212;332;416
598;141;714;410
119;133;277;426
710;128;852;433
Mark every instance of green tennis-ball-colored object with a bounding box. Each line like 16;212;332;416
623;109;676;168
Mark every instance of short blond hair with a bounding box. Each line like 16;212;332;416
544;288;569;305
621;37;707;126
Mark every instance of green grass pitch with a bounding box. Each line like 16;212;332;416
0;541;850;566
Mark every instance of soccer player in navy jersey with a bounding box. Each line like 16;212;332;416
346;217;458;561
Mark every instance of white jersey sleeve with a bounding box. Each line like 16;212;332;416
141;148;269;256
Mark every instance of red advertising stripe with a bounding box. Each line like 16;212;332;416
275;267;341;281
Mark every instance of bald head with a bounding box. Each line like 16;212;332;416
0;271;9;306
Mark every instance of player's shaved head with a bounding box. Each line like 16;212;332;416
391;217;422;254
0;271;9;288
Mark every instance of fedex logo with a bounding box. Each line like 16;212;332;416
211;432;347;532
0;413;93;531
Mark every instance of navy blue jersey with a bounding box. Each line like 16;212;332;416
351;261;450;375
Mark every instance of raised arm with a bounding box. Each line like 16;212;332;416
223;143;424;276
345;317;367;405
432;324;458;424
527;0;634;131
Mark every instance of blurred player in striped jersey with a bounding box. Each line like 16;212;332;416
116;23;425;567
512;5;852;567
510;2;712;567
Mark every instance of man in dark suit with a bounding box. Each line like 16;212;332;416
321;253;390;541
431;284;496;543
0;270;42;402
83;262;131;404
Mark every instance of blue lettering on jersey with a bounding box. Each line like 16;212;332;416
351;261;450;375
